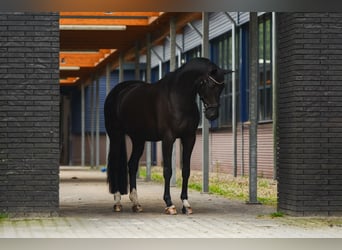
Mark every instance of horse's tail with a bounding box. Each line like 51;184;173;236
107;133;128;194
104;90;128;195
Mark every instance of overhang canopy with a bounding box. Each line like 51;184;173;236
59;12;202;86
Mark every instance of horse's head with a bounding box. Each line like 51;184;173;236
197;65;232;121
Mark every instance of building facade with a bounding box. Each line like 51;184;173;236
2;12;341;216
61;12;275;178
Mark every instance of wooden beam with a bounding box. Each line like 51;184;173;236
152;12;202;47
60;77;79;85
60;12;161;17
60;18;149;26
60;49;115;67
60;53;102;67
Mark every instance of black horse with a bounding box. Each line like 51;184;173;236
104;57;230;215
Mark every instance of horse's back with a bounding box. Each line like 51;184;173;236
104;81;148;132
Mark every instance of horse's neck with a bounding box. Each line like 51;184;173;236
163;70;202;110
170;70;203;95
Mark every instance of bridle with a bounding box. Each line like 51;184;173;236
200;75;225;87
199;74;224;110
208;75;224;85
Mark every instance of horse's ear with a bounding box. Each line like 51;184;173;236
209;68;218;76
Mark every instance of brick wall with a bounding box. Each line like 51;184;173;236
0;12;60;216
277;13;342;216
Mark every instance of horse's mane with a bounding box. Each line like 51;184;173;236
155;57;211;86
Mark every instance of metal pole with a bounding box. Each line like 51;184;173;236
106;64;111;166
248;12;259;204
135;42;141;80
90;80;95;168
272;12;278;180
119;53;124;83
145;33;152;182
170;16;177;187
224;12;238;177
159;61;162;79
202;12;210;193
238;18;246;177
95;77;100;168
135;43;141;178
81;84;85;166
231;16;237;177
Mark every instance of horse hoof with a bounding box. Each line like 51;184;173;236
165;205;177;215
113;204;122;212
132;204;143;213
182;206;193;215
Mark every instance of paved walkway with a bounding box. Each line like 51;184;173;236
1;167;342;238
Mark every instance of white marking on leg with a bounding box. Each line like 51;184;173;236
114;191;121;205
129;188;140;206
183;199;191;208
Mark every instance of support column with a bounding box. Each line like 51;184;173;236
225;12;238;177
248;12;259;204
106;64;111;165
145;33;152;181
90;79;95;168
201;12;210;193
95;77;100;168
119;53;124;82
81;84;85;166
135;43;141;178
232;20;237;177
277;12;342;216
0;12;60;215
135;42;141;80
170;16;177;187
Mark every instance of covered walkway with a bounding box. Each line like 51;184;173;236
1;167;342;238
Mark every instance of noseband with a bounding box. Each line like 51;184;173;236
203;102;219;110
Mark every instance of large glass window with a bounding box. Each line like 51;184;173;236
183;46;201;62
211;32;233;128
258;13;272;122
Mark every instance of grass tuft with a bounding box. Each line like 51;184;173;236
138;166;277;206
270;212;285;218
0;213;9;221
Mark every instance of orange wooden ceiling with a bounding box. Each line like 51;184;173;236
59;12;202;86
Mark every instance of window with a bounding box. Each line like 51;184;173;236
183;46;201;62
211;32;233;128
239;23;249;123
258;13;272;122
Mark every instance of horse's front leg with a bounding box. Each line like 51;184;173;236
162;137;177;215
128;138;145;212
180;134;196;215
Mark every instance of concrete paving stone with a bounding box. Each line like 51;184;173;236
0;167;342;238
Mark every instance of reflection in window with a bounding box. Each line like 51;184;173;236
211;32;234;127
258;13;272;121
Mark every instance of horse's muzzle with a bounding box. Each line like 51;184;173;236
205;107;219;121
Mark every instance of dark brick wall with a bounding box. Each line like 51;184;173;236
0;12;60;216
277;13;342;216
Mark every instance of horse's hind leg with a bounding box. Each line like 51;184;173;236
162;137;177;215
113;192;122;212
128;138;145;212
180;134;196;215
107;130;127;212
